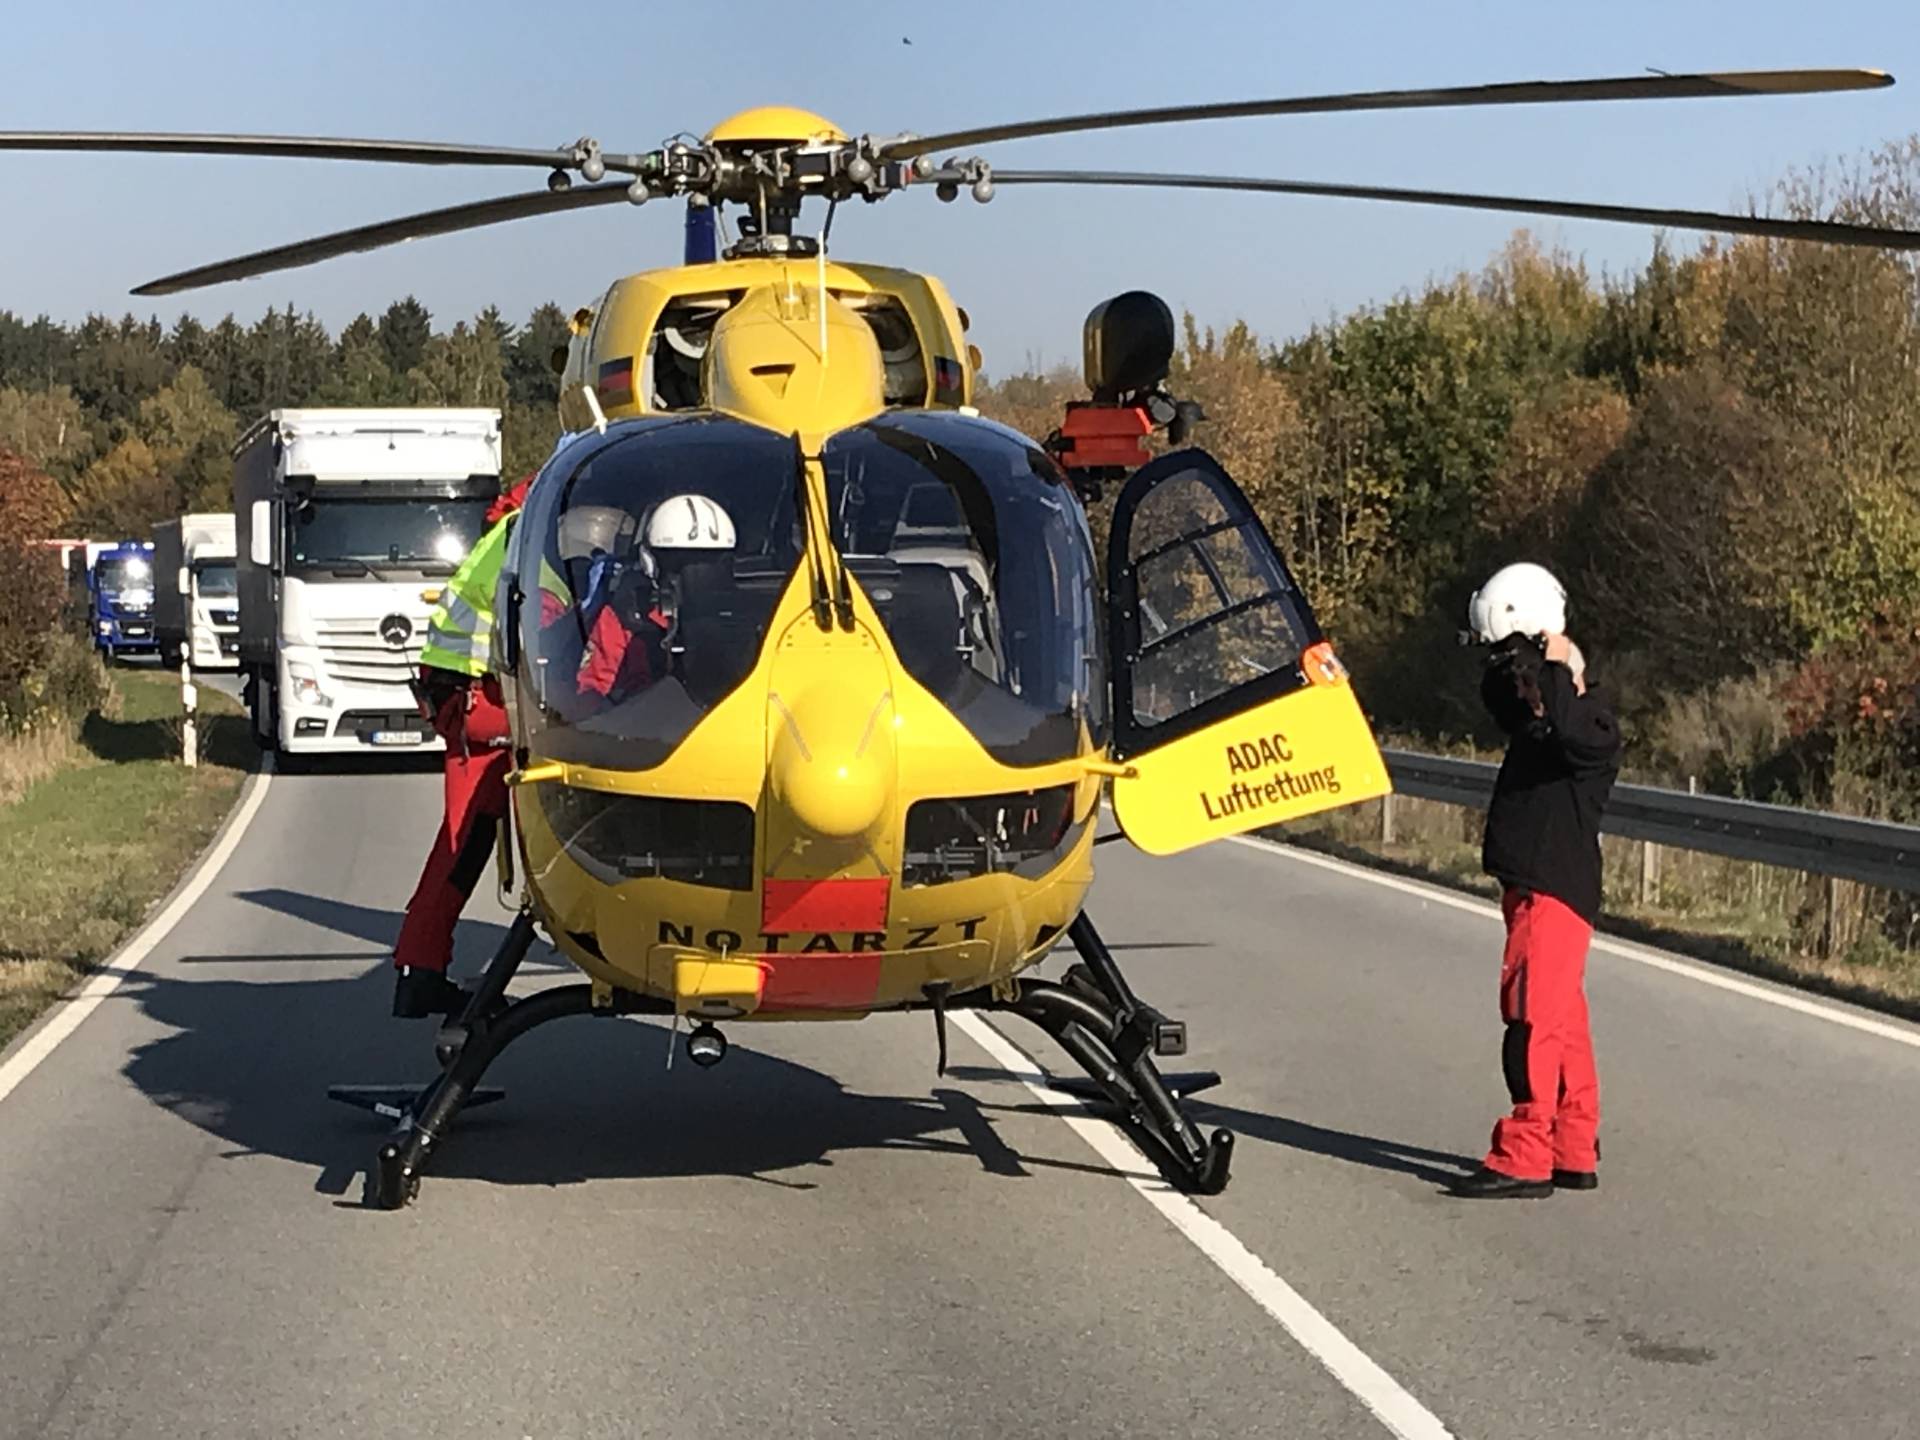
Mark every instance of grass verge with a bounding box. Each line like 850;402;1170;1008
1273;794;1920;1024
0;668;251;1049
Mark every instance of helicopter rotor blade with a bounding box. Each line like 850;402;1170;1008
130;182;634;296
0;130;639;171
976;169;1920;251
880;69;1893;160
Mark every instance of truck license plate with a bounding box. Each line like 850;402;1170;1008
368;730;423;747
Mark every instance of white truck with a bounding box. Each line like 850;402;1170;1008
153;513;240;670
233;408;502;756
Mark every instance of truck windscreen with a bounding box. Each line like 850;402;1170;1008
195;563;238;597
95;557;152;595
287;498;491;576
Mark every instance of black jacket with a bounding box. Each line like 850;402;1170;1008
1480;648;1622;924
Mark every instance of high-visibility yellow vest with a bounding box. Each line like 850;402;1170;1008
421;512;515;678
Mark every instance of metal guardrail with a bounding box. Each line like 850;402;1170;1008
1382;749;1920;894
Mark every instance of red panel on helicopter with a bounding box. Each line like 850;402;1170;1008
761;877;891;934
759;952;885;1011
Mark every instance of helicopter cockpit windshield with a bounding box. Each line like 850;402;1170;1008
822;413;1106;766
511;412;1103;774
511;416;803;769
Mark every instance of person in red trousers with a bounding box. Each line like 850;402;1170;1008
1451;564;1621;1199
390;475;532;1019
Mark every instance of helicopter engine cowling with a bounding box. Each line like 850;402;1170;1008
704;283;886;440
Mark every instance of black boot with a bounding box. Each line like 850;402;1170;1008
1553;1169;1599;1191
392;967;466;1019
1448;1165;1553;1199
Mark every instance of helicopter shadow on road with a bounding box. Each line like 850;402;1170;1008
233;887;572;975
941;1062;1479;1188
121;891;1117;1201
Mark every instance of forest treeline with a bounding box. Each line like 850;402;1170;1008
2;142;1918;820
982;142;1920;823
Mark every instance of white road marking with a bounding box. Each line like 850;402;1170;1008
0;760;276;1106
1227;831;1920;1052
952;1010;1456;1440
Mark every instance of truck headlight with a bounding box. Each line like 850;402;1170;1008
98;621;112;634
287;661;332;709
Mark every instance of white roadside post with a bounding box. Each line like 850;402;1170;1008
180;654;197;769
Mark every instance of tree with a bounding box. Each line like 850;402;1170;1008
1574;366;1818;684
320;320;407;406
135;366;239;508
974;362;1080;444
0;449;73;730
0;312;78;390
1780;602;1920;818
0;385;100;488
406;320;508;408
507;302;572;411
1478;377;1630;554
477;304;514;356
377;296;433;375
201;315;251;412
502;405;559;483
167;313;211;374
69;312;175;430
243;305;333;412
1168;316;1299;504
70;437;174;535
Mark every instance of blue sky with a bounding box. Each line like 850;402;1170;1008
4;1;1919;374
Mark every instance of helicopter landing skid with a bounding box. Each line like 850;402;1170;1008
330;910;671;1209
971;911;1235;1195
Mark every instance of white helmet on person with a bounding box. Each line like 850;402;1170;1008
645;493;736;550
1466;562;1567;645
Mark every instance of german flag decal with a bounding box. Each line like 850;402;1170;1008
933;355;963;403
596;355;635;407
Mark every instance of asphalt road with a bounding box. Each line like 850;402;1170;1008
2;762;1916;1439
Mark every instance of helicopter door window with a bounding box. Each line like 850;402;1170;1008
1107;450;1320;752
823;414;1105;765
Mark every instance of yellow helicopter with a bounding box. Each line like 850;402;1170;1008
10;72;1920;1208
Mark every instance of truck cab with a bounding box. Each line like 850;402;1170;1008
233;408;501;756
154;514;239;671
82;540;158;661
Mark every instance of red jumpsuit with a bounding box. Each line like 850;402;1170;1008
391;676;514;973
575;590;668;700
1485;889;1600;1179
391;477;530;977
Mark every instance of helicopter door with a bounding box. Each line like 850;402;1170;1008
1104;449;1389;856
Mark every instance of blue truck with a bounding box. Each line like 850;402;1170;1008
69;540;159;660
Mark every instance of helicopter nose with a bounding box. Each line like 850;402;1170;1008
769;680;895;840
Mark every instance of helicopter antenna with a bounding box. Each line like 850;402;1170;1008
817;230;829;363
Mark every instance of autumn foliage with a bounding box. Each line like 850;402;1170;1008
0;448;78;731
